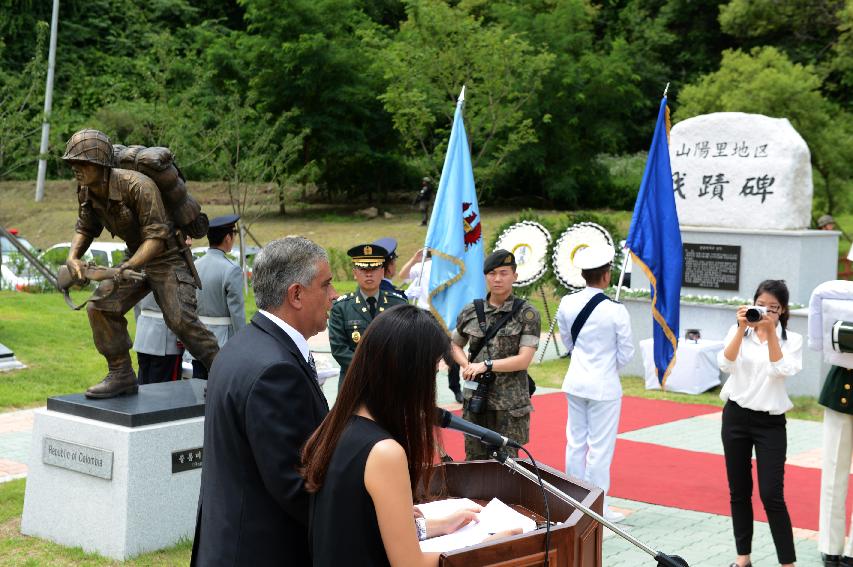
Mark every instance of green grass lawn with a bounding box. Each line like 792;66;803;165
0;478;191;566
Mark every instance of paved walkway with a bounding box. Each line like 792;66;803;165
0;329;832;565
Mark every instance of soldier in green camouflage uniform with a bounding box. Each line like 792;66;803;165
328;243;407;389
451;249;541;460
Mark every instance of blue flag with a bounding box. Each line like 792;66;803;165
425;88;486;332
626;97;683;386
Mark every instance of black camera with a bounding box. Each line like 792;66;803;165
832;321;853;354
745;306;767;323
467;371;495;414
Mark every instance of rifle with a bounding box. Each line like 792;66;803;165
57;263;146;311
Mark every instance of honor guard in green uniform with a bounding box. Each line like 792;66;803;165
328;243;407;389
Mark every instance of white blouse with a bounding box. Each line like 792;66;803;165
717;324;803;415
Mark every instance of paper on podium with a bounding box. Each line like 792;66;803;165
418;497;537;553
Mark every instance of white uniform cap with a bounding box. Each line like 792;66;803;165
572;244;615;270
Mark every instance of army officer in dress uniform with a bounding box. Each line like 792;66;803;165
328;243;407;389
187;214;247;379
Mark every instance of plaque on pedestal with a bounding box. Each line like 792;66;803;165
22;379;206;560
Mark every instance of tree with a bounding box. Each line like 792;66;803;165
0;20;46;180
228;0;407;199
374;0;554;201
677;46;853;214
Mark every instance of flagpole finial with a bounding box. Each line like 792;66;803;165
663;82;670;98
458;85;466;103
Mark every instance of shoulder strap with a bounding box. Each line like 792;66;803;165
570;293;609;346
469;299;526;362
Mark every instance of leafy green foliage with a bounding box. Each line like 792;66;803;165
0;0;849;212
375;0;555;199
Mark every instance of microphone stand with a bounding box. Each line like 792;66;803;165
489;447;689;567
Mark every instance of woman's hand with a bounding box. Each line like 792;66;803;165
482;528;523;542
735;305;750;329
428;506;482;537
463;362;487;379
757;308;780;332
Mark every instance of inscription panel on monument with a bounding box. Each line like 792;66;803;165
43;436;113;480
172;447;203;474
682;243;741;291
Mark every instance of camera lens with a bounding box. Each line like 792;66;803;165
745;306;765;323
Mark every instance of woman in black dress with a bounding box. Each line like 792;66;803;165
302;305;510;566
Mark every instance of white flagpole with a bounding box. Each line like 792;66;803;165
614;245;630;302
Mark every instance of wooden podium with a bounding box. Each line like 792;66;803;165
424;460;604;567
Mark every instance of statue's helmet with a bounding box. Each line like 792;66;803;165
61;129;113;167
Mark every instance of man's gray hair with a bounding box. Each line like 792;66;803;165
253;237;328;311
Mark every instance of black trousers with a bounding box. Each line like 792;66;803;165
192;360;209;380
137;352;181;384
721;400;795;564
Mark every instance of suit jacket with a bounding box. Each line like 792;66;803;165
328;288;407;382
191;313;329;566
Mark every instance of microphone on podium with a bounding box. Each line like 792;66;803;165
434;408;521;449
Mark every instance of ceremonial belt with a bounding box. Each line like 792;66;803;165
140;309;231;326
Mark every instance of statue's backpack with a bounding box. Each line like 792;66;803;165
112;145;209;238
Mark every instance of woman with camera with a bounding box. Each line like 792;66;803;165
302;305;517;566
719;280;803;567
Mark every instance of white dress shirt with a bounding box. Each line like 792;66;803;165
717;324;803;415
557;287;634;401
258;310;310;364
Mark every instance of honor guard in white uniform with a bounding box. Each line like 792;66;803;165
810;281;853;567
186;214;247;379
133;291;183;383
556;244;634;522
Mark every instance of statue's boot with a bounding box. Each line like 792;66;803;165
85;354;138;399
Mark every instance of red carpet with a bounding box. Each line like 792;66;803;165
439;393;852;531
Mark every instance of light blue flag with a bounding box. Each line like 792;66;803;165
625;96;683;386
425;87;486;333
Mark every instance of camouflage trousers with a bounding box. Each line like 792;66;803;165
462;405;531;461
86;252;219;371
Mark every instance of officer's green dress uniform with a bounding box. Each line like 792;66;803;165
452;250;541;460
328;244;407;388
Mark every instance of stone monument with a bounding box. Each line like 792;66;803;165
624;112;840;395
21;380;206;560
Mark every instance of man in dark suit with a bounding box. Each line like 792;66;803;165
191;237;337;566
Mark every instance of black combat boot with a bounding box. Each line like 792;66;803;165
85;353;139;399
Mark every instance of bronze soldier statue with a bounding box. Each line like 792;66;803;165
62;129;220;398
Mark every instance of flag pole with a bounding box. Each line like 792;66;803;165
614;246;630;302
663;82;669;97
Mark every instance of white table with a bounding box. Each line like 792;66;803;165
641;338;724;394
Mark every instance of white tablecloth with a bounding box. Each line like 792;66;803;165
641;338;724;394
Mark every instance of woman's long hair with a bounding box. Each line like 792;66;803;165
754;279;790;340
301;304;448;495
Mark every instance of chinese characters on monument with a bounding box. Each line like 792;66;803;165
669;113;813;230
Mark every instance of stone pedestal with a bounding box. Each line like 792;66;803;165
21;379;206;560
0;342;25;372
629;226;839;306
